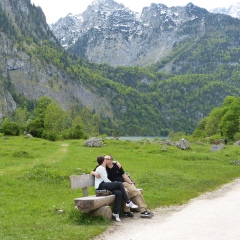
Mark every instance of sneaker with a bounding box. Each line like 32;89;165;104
112;213;121;222
140;210;154;218
126;201;138;209
124;211;134;218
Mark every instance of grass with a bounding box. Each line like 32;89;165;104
0;136;240;239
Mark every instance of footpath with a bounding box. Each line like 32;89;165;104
94;178;240;240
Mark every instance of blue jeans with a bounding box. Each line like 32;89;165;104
98;181;129;214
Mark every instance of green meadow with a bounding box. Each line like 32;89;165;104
0;135;240;239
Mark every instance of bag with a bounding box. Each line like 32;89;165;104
95;189;112;196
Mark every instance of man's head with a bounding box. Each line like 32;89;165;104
104;155;113;166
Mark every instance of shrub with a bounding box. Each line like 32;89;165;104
233;132;240;141
42;131;57;141
1;119;20;136
27;118;44;137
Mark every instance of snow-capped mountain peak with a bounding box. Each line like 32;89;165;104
210;2;240;19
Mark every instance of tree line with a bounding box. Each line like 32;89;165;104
0;96;101;141
193;96;240;141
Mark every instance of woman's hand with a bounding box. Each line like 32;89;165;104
91;171;101;178
116;161;122;168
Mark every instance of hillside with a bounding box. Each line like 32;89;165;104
0;0;240;136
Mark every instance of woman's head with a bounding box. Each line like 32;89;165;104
97;156;105;165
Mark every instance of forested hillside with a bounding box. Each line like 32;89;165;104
0;0;240;138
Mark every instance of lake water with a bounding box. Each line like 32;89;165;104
106;136;168;141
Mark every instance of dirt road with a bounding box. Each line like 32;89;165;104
94;178;240;240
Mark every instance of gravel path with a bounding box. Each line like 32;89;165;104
93;178;240;240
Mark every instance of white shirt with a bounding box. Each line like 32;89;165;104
94;165;111;189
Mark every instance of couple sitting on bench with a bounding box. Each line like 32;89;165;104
91;155;154;222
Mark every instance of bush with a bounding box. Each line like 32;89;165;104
61;125;88;140
27;118;44;137
1;119;20;136
233;132;240;141
42;131;57;141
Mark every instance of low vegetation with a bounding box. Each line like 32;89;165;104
0;135;240;239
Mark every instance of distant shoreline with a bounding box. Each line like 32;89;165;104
106;136;168;141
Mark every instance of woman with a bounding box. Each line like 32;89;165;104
91;156;138;222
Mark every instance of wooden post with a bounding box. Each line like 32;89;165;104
82;187;88;197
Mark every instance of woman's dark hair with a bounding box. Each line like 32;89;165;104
97;156;105;165
93;156;105;171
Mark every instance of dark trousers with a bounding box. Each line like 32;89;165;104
98;181;129;214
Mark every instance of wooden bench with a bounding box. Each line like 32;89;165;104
70;174;142;220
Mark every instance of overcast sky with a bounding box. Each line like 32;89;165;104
30;0;239;24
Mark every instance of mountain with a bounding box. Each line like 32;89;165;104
51;0;240;71
52;0;208;67
210;2;240;19
1;0;240;136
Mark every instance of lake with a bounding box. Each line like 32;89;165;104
106;136;168;141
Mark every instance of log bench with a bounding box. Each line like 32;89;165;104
70;174;142;220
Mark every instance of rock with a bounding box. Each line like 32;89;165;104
232;160;240;165
210;144;225;152
84;137;103;147
172;139;190;150
234;140;240;146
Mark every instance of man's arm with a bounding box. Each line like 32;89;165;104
122;173;134;185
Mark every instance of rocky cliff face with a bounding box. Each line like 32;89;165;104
0;33;112;120
0;0;113;120
51;0;209;67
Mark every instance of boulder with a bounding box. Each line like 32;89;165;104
84;137;103;147
210;144;225;152
172;139;190;150
234;140;240;146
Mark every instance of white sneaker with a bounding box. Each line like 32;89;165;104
112;213;121;222
126;201;138;209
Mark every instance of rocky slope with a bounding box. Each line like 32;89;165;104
51;1;240;69
0;0;112;119
51;0;210;67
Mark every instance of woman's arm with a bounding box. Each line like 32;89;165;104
91;171;100;178
96;166;111;182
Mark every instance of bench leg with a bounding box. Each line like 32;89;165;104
90;206;112;220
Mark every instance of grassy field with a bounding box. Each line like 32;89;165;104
0;135;240;239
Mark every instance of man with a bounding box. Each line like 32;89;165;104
104;155;154;218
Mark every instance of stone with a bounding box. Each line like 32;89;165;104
234;140;240;146
210;144;225;152
172;139;190;150
84;137;103;147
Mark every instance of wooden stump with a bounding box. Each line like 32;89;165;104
90;206;112;220
75;195;115;213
